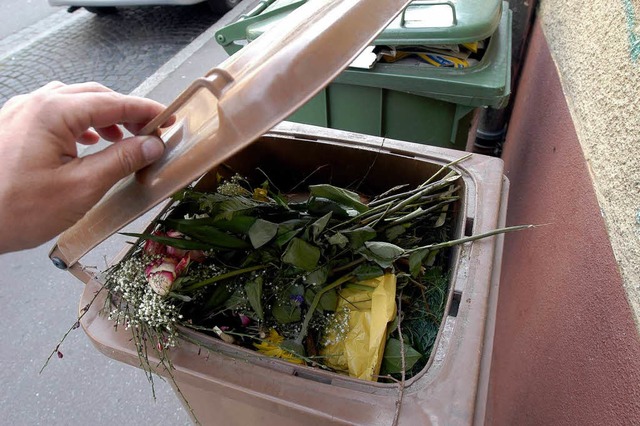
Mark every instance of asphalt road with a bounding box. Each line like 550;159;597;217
0;3;246;424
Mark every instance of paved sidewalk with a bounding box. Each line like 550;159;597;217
0;2;256;425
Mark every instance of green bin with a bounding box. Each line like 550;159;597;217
216;0;512;150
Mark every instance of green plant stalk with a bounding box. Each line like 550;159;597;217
384;176;460;217
331;185;452;231
418;153;472;188
382;198;459;229
182;264;268;292
405;224;535;254
358;178;459;229
369;154;469;208
330;257;366;274
368;175;455;209
295;273;354;345
359;193;457;229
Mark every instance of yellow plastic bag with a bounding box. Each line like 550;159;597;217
321;274;396;381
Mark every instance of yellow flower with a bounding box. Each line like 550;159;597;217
253;187;269;202
254;329;305;365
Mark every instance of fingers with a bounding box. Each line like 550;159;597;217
94;124;124;142
72;135;165;194
35;81;114;95
78;130;100;145
56;91;166;139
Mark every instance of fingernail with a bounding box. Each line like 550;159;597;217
141;136;165;162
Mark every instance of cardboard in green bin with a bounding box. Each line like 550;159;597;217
215;0;511;149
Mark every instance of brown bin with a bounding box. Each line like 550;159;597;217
79;123;508;425
50;1;508;424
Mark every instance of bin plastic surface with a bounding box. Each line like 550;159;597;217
215;0;512;150
80;123;509;425
49;1;508;424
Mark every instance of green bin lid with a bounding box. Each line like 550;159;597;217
245;0;503;46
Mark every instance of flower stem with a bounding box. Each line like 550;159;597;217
295;273;354;345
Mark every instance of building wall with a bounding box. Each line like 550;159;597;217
486;19;640;425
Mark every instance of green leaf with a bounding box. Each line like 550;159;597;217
281;339;306;357
385;225;406;241
224;287;246;310
272;304;302;324
121;232;211;250
409;249;429;277
307;198;351;218
204;284;233;310
304;266;329;287
342;226;377;249
248;219;279;249
173;226;250;249
274;219;306;247
282;238;321;271
210;216;257;234
426;249;439;267
353;264;384;281
327;232;349;248
244;277;264;320
304;288;316;307
163;216;257;235
319;289;338;311
309;184;368;213
304;285;336;313
381;338;423;374
311;212;332;241
435;203;450;228
359;241;405;268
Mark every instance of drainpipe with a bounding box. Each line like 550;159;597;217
473;0;538;156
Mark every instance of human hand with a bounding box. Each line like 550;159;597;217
0;82;169;253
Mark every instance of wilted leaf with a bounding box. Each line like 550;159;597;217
309;184;368;213
381;338;423;374
248;219;279;249
282;238;321;271
245;277;264;320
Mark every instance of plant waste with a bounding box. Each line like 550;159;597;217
98;161;528;385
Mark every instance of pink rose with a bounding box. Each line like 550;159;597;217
143;231;166;255
145;255;190;297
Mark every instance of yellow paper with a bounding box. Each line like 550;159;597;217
321;274;396;381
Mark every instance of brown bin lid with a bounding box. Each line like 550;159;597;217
50;0;411;275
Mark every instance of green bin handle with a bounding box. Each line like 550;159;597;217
400;1;457;28
215;0;307;55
